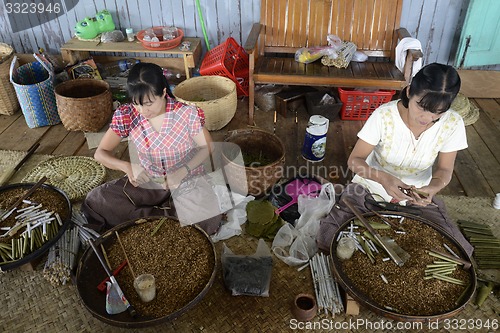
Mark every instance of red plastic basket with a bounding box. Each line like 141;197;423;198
199;37;249;96
136;27;184;51
338;88;396;120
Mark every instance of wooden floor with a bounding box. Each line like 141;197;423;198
0;95;499;197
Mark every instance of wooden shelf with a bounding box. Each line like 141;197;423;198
60;37;202;78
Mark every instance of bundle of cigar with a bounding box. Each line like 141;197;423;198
457;220;500;269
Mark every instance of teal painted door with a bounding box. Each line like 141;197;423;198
455;0;500;67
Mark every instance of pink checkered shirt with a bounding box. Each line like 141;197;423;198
110;96;206;178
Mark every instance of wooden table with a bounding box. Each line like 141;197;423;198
60;37;202;78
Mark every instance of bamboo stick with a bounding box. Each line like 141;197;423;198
115;231;136;280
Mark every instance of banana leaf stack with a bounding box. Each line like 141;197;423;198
457;220;500;269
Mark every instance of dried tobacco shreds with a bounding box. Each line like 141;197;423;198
105;218;215;318
339;216;471;316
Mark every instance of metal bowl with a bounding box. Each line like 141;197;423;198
0;182;72;271
75;216;217;328
329;211;477;322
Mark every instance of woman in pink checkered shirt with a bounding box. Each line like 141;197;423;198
81;63;221;234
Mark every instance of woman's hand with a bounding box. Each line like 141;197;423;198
378;173;413;202
125;163;150;187
409;184;439;207
164;166;189;191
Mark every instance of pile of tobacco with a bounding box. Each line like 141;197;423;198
336;214;472;316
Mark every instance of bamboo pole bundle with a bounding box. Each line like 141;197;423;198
321;42;357;68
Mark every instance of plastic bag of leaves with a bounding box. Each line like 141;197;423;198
222;238;273;297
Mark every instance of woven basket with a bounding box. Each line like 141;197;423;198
173;76;237;131
451;93;480;126
55;79;113;132
0;43;20;115
222;128;285;197
22;156;106;201
10;55;60;128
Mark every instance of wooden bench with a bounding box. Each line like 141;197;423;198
244;0;423;124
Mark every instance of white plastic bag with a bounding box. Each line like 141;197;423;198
352;51;368;62
272;183;335;266
295;182;335;236
212;194;254;242
327;34;342;48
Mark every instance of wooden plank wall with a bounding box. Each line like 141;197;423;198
0;0;495;68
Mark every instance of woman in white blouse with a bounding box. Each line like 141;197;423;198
318;63;473;255
349;63;465;205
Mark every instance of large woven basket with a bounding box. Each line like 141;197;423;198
10;55;60;128
55;79;113;132
0;43;20;115
173;76;237;131
222;128;285;197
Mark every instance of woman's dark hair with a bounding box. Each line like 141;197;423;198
127;62;174;105
399;63;461;114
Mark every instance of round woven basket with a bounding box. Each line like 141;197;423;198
451;93;480;126
55;79;113;132
22;156;106;201
173;76;237;131
0;43;20;115
222;128;285;197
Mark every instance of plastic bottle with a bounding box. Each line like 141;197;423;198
103;58;140;77
125;28;135;42
163;68;182;79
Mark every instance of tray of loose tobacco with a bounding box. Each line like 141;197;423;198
330;211;476;322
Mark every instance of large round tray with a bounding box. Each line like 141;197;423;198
75;216;217;328
0;182;72;271
330;211;477;322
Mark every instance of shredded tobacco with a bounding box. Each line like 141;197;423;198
105;218;215;318
339;216;471;316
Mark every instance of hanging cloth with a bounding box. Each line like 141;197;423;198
395;37;423;78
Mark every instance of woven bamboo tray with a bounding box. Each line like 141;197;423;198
22;156;106;201
0;43;20;115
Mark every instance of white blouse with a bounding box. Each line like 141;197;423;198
352;100;468;202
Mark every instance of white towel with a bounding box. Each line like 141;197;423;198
395;37;423;78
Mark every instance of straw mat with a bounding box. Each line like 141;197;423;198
0;200;499;331
1;149;499;332
21;156;106;201
0;150;124;186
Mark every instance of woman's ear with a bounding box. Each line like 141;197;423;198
162;88;167;98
